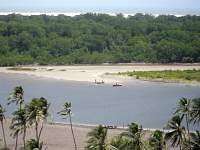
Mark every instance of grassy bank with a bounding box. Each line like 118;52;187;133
118;69;200;83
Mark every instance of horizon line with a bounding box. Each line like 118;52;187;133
0;11;198;17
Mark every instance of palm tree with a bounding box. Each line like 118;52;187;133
165;115;186;150
26;97;49;149
0;104;7;148
190;98;200;125
190;130;200;150
110;135;130;150
120;122;144;150
58;102;77;150
174;97;191;150
10;108;28;148
85;125;108;150
7;86;24;150
149;130;166;150
8;86;24;109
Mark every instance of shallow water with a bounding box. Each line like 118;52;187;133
0;72;200;129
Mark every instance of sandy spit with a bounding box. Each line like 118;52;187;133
0;65;200;84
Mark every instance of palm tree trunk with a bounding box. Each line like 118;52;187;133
23;127;26;148
35;121;39;146
179;137;182;150
99;144;103;150
69;114;77;150
186;114;191;150
1;120;7;148
38;122;44;141
15;133;18;150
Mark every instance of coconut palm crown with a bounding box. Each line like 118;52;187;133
58;102;77;150
86;125;108;150
120;122;144;150
8;86;24;109
190;98;200;125
26;97;49;150
174;97;192;149
165;115;186;150
10;108;28;148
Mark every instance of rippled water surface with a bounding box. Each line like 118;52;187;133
0;73;200;128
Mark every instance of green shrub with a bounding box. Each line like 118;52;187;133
22;139;42;150
122;70;200;82
185;76;192;80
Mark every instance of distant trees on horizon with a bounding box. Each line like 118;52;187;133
0;13;200;66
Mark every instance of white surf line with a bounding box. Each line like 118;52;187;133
0;12;186;18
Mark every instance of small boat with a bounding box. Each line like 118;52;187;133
95;80;104;84
113;82;122;87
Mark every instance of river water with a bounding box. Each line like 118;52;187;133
0;72;199;129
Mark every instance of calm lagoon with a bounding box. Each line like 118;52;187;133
0;72;200;129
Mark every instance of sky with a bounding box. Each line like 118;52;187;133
0;0;200;15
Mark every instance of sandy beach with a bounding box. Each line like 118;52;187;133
0;64;200;84
1;120;124;150
1;120;176;150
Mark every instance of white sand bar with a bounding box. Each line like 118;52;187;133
0;64;200;83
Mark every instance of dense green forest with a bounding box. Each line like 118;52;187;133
0;13;200;66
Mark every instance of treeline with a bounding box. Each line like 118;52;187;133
0;13;200;66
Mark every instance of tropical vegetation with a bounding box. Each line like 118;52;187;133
148;130;166;150
164;115;186;150
10;108;28;148
3;87;50;150
118;69;200;82
25;97;49;149
0;13;200;66
85;125;108;150
58;102;77;150
8;86;24;150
